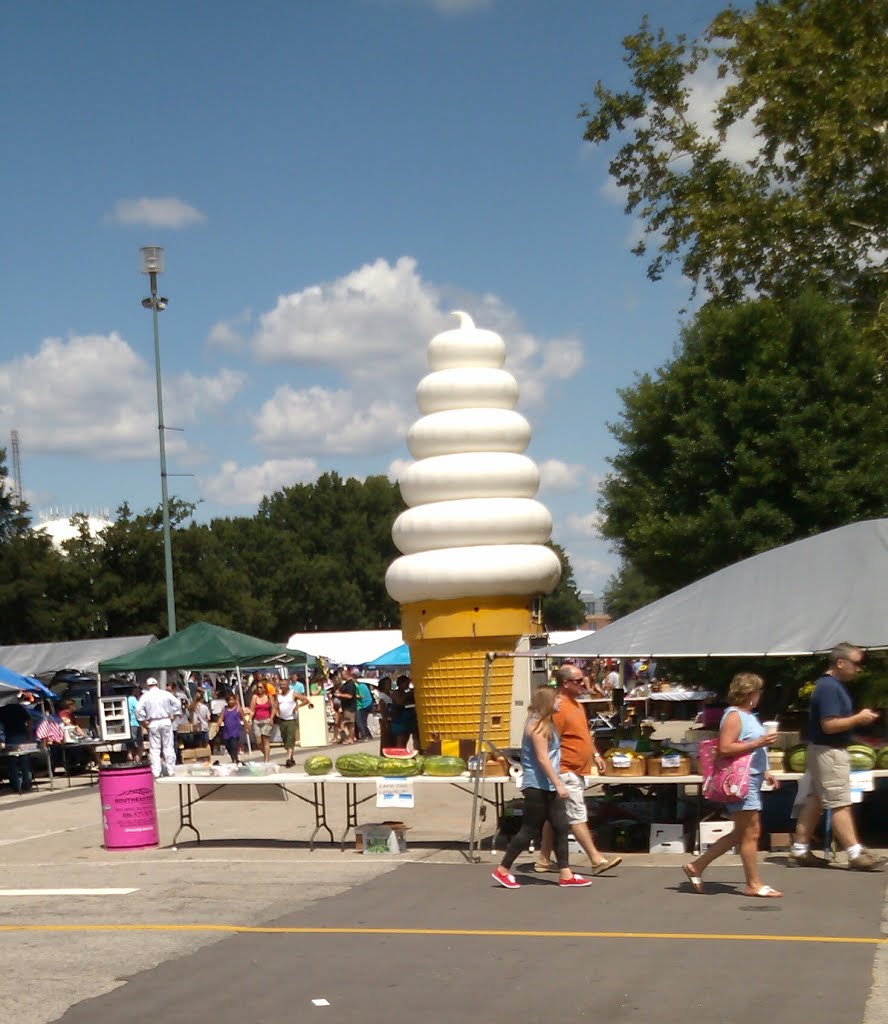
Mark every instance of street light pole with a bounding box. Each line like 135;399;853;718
140;246;177;636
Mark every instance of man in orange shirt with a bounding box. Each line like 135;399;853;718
534;664;622;875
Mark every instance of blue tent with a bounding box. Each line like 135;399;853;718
366;642;411;668
0;664;55;699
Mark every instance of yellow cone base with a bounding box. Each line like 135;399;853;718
401;597;533;749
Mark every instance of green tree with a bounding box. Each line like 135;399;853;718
602;563;660;622
0;450;70;643
600;292;888;608
541;542;586;630
581;0;888;309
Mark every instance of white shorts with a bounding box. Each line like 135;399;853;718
559;771;588;824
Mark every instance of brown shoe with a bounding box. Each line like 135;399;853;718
848;850;887;871
787;850;830;868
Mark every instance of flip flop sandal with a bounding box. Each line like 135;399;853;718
682;864;704;893
744;885;783;898
533;861;557;873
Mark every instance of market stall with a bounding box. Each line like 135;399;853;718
156;768;509;852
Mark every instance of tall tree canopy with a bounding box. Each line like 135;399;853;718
599;292;888;608
0;469;587;645
581;0;888;310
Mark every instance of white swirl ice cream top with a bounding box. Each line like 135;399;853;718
385;311;562;604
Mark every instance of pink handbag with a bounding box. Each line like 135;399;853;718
699;738;752;803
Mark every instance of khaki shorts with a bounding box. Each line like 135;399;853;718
254;719;274;738
559;771;588;824
341;708;356;724
808;744;851;809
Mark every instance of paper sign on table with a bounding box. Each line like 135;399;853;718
850;771;874;793
376;778;415;809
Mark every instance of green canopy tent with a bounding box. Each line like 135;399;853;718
97;621;307;674
98;622;314;755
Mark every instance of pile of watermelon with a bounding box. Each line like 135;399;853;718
301;751;468;777
784;742;880;773
331;753;466;777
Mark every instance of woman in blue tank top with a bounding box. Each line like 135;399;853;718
682;672;781;898
492;687;591;889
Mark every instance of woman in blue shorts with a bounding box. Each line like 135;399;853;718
682;672;781;898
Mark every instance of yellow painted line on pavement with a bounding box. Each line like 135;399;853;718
0;923;884;945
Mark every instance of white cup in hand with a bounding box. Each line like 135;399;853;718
762;721;779;733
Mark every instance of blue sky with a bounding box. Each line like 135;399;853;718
0;0;751;591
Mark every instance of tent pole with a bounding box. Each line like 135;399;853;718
468;652;494;863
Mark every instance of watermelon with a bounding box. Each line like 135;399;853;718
876;747;888;771
382;748;413;759
422;755;467;777
848;744;877;771
336;753;382;777
304;754;333;776
785;743;807;773
378;757;421;777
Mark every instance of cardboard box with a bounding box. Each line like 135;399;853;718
649;823;685;853
181;746;211;762
355;823;408;855
699;820;736;854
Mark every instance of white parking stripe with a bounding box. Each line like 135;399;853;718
0;888;138;896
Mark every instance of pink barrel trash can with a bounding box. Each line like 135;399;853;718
98;765;159;850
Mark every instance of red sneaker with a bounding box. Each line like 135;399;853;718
559;874;592;888
492;869;520;889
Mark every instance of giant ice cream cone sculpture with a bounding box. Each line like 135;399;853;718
385;312;561;748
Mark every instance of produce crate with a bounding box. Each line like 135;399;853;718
602;756;646;777
645;754;692;777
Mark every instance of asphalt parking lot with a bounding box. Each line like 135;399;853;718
1;768;886;1024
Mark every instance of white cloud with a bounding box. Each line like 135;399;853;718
570;554;614;591
0;333;244;460
683;61;762;166
107;197;207;229
207;308;252;351
538;460;587;492
253;385;410;455
253;257;444;381
388;458;412;483
200;458;319;506
248;257;583;454
563;511;602;538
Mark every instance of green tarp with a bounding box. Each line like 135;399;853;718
98;621;309;673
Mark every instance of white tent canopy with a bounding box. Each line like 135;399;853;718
0;635;156;679
548;519;888;659
286;630;404;667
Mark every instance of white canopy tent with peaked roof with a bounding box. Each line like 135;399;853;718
547;519;888;659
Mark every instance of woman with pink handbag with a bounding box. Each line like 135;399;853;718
682;673;781;898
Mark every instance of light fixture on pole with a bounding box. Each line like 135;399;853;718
140;245;177;636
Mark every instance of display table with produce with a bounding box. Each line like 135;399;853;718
156;747;888;856
156;752;506;852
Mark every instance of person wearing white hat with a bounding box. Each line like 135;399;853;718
135;678;182;779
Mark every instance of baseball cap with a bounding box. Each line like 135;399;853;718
146;677;159;687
